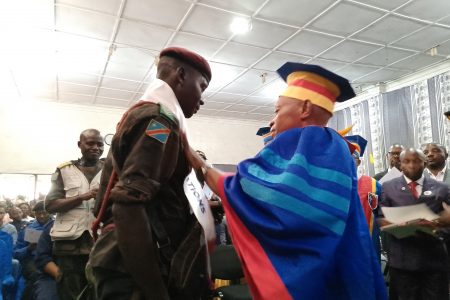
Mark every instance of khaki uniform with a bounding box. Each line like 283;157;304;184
89;102;208;300
46;160;103;300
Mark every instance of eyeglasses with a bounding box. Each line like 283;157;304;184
388;152;401;157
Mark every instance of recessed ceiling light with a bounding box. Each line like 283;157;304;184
230;17;252;35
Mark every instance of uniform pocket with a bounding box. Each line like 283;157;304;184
64;177;82;197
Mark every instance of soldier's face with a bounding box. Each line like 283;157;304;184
179;68;208;118
79;132;104;162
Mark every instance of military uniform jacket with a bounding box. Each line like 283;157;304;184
89;102;201;275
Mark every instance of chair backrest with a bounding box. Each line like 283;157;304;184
210;245;244;280
0;231;13;278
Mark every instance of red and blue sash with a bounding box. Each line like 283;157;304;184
218;127;387;300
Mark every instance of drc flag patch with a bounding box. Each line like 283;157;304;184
145;120;170;144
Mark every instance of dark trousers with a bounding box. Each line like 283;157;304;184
56;255;89;300
92;267;144;300
390;267;449;300
33;275;59;300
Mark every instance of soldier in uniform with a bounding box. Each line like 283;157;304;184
88;47;211;300
45;128;104;300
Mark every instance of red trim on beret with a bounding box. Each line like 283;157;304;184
160;47;212;82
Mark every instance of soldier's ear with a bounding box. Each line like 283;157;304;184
176;66;186;86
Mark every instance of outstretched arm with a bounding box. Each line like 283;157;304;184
182;139;225;195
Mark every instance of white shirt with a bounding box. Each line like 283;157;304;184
425;165;446;182
404;175;424;197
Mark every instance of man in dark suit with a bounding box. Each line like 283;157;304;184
378;148;450;300
374;144;404;181
423;143;450;186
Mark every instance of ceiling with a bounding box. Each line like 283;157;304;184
2;0;450;123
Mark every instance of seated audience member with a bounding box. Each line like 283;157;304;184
378;148;450;300
374;144;404;181
14;201;51;299
34;219;59;300
0;205;17;244
18;202;35;222
9;206;29;234
422;142;449;185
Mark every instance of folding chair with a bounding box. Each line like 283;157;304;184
210;245;252;300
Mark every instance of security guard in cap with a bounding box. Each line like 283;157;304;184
88;47;211;300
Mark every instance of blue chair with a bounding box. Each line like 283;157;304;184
0;231;15;300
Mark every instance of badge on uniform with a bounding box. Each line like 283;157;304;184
368;192;378;210
145;119;171;144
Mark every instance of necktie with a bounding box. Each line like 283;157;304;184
408;181;419;199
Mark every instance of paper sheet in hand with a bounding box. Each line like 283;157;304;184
24;228;42;243
381;203;439;224
378;167;402;184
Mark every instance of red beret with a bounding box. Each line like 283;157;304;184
160;47;212;82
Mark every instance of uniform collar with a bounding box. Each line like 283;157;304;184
139;79;188;136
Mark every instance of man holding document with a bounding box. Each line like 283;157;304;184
378;148;450;300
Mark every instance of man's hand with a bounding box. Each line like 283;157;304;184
79;188;99;201
435;209;450;226
46;187;99;213
27;243;37;252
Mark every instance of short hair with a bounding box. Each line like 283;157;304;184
422;142;448;155
157;56;189;80
196;150;207;161
399;148;427;162
389;144;404;151
32;201;45;212
80;129;101;141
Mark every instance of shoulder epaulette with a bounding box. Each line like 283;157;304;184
159;104;178;124
57;161;73;169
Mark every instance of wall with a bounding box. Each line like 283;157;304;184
0;100;265;174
